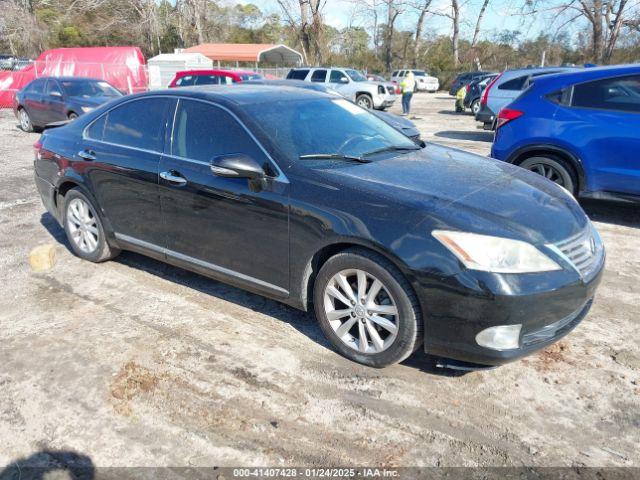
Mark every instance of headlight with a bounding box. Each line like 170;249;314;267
80;106;94;113
432;230;561;273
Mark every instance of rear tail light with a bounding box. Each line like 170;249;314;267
496;108;524;129
481;73;502;106
466;84;470;92
33;139;42;160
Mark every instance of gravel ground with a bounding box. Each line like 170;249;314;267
0;93;639;470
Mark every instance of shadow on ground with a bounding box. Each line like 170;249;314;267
581;199;640;228
434;130;494;142
0;450;94;480
39;213;464;377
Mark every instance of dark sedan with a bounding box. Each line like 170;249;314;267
14;76;122;132
33;86;605;368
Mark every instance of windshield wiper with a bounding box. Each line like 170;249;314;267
299;153;371;163
362;145;421;157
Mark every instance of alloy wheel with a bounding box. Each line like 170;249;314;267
323;268;399;354
19;110;30;131
356;96;373;109
66;198;99;253
528;163;567;188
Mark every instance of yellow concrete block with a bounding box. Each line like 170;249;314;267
29;244;57;271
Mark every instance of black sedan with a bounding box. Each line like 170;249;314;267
33;86;605;368
14;76;122;132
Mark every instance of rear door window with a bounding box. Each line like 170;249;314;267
571;75;640;113
88;98;170;152
45;79;63;96
195;75;220;85
499;76;527;91
310;69;327;82
287;69;309;80
175;75;196;87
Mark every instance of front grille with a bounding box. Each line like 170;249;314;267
522;300;592;347
552;225;603;280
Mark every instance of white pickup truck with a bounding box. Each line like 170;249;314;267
391;69;440;93
286;67;397;110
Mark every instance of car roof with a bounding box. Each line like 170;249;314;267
528;63;640;90
130;84;332;107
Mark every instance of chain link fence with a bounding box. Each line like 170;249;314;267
1;60;149;108
0;60;293;108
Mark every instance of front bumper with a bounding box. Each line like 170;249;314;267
373;95;397;109
417;257;605;366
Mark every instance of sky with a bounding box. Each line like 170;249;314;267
252;0;552;41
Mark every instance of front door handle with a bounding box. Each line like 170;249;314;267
160;170;187;186
78;149;96;161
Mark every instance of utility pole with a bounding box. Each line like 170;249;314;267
540;50;546;67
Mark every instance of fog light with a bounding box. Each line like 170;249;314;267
476;325;522;351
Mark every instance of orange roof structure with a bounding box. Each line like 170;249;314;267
184;43;302;65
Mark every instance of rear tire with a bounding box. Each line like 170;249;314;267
62;188;120;263
313;248;423;368
519;155;577;195
18;108;34;132
68;112;79;120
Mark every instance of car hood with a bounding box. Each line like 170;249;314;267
323;144;588;245
417;75;438;82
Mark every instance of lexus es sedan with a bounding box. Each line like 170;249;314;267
15;76;123;132
33;86;605;368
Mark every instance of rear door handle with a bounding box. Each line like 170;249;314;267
160;170;187;186
78;149;96;161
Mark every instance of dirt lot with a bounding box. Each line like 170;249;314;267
0;93;639;470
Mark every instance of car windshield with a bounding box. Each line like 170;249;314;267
61;80;122;98
245;98;417;163
346;69;367;82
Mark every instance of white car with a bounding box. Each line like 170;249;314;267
286;67;397;110
391;69;439;93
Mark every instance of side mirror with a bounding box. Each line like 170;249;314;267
210;153;265;179
50;91;62;98
340;77;349;84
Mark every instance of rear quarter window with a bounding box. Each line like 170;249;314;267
499;76;528;91
287;69;309;80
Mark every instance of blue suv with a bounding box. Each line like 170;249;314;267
491;65;640;201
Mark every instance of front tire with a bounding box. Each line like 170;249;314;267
313;248;423;367
519;155;577;195
62;188;120;262
18;108;34;132
355;94;373;109
68;112;79;120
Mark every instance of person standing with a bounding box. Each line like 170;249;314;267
400;71;416;116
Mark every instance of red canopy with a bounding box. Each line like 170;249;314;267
0;46;148;108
